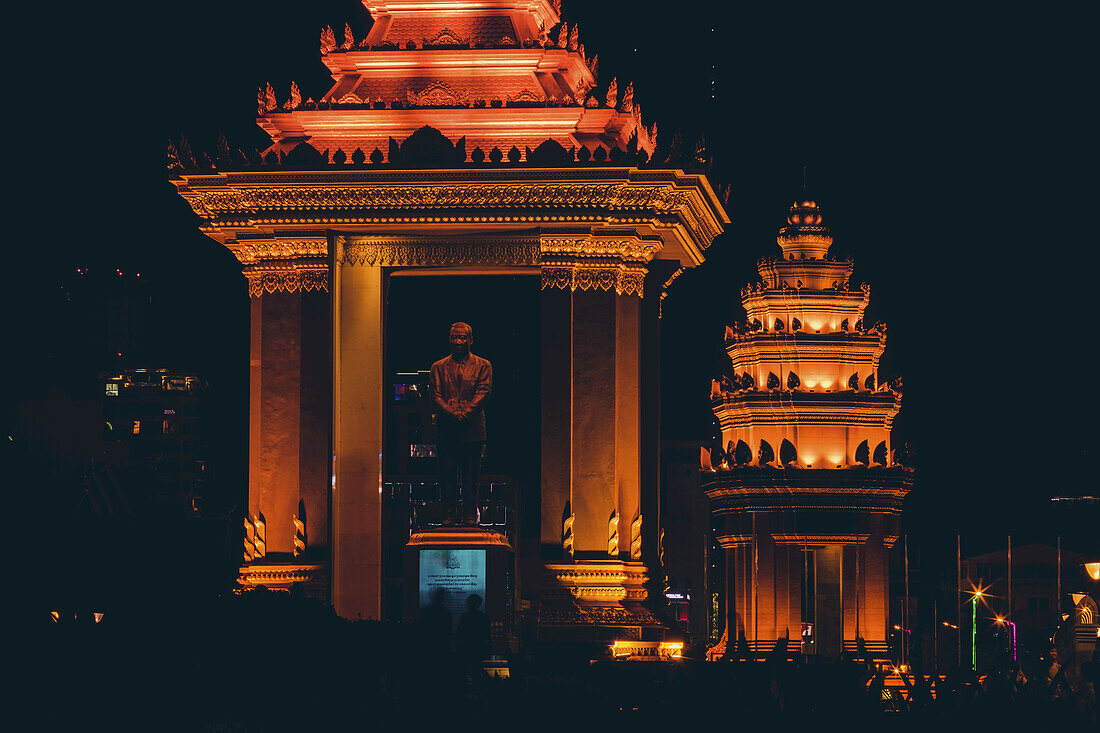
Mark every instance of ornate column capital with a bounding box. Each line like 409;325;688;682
538;234;662;297
228;234;329;297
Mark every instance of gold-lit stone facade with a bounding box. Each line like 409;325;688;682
172;0;728;634
704;199;912;660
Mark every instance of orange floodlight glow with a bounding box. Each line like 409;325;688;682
1085;561;1100;581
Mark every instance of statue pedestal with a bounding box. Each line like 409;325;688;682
405;527;514;649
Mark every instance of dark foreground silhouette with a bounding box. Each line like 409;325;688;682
25;588;1096;731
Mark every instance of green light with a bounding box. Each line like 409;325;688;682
971;594;978;672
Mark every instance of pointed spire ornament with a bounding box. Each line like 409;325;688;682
341;22;355;50
320;25;337;54
621;81;633;112
216;132;232;164
605;77;618;108
264;82;278;112
557;22;568;49
166;139;181;170
178;135;195;168
284;81;301;110
568;23;578;51
694;134;708;165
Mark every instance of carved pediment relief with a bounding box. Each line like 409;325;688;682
423;28;469;46
508;88;543;103
406;81;470;107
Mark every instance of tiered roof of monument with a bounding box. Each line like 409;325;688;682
256;0;654;160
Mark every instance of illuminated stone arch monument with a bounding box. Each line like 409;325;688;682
172;0;727;637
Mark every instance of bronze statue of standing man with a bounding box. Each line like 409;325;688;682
430;322;492;524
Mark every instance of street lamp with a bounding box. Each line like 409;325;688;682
893;624;912;670
970;589;984;672
995;615;1017;662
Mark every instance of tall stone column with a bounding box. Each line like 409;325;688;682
539;238;655;619
256;293;302;554
332;240;384;620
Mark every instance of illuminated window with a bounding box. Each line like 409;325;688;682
105;383;119;397
132;420;141;435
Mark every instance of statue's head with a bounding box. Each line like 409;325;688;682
449;322;473;358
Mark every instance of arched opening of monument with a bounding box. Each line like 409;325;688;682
382;274;540;619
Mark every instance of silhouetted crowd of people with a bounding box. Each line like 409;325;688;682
27;587;1096;730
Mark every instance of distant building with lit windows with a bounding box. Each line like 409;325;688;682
100;368;208;515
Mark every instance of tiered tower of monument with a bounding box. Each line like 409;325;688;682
703;197;912;660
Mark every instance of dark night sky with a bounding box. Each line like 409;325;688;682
10;2;1097;554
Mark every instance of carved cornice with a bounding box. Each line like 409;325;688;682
183;182;688;218
338;236;540;267
540;236;661;262
544;561;649;603
246;268;328;297
230;238;327;265
540;263;646;296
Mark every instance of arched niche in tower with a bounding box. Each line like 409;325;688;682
750;319;761;331
791;317;802;332
787;371;801;390
740;372;755;389
873;441;888;466
767;372;780;390
855;439;869;466
774;318;785;331
734;440;753;466
841;318;849;332
848;372;859;390
780;439;797;466
865;373;876;390
759;439;775;466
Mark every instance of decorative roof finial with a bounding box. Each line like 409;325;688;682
284;81;302;110
264;82;278;112
256;86;266;116
557;22;568;49
341;23;355;51
621;81;633;112
587;53;598;82
568;24;578;51
606;77;618;108
320;25;337;55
